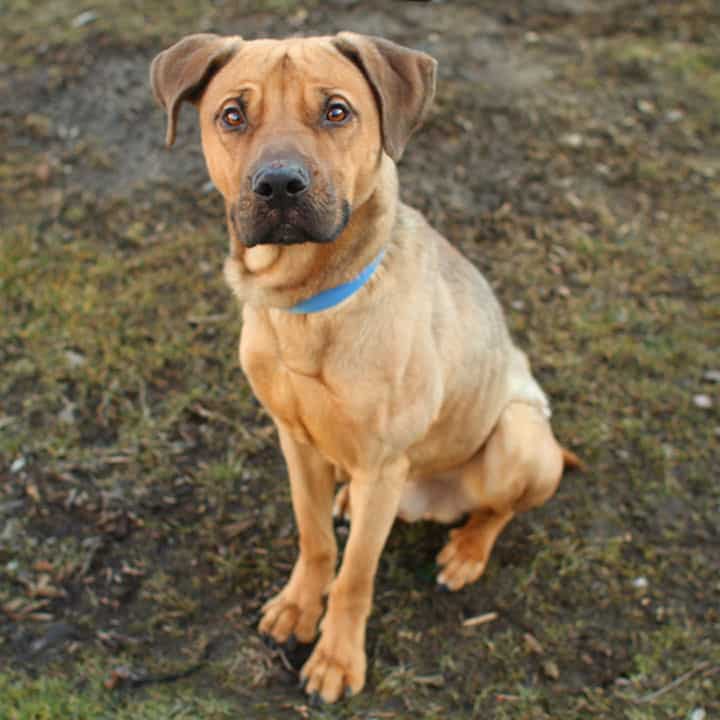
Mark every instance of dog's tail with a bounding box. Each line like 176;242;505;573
562;447;586;473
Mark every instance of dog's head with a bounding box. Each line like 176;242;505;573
150;33;436;250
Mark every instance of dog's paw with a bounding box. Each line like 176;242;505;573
259;590;323;645
332;484;351;525
299;628;365;704
435;526;488;591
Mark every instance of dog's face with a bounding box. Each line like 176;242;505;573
199;38;381;248
151;33;436;250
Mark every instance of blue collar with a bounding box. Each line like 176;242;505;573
288;248;386;314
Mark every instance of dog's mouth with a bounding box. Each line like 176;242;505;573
232;201;351;248
250;221;320;248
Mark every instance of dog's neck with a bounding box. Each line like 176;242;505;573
224;156;398;312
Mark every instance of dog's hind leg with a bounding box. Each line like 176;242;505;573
436;402;564;591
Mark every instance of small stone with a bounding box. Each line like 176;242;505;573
10;457;26;473
693;394;712;409
65;350;87;368
632;576;648;590
57;124;80;140
636;99;655;114
703;370;720;383
58;403;77;425
561;133;583;148
665;109;684;123
542;660;560;680
72;11;98;28
690;709;706;720
456;116;474;132
595;162;611;176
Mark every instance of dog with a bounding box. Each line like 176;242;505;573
150;32;579;704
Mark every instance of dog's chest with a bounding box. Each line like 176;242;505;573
249;357;359;463
239;313;360;461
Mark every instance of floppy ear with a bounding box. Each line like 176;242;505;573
332;32;437;161
150;33;242;147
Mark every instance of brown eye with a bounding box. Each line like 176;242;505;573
325;101;350;124
220;104;246;130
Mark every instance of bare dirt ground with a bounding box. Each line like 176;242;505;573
1;1;719;718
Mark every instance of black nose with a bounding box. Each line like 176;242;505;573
251;163;310;208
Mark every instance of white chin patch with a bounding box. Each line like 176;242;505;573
244;244;281;273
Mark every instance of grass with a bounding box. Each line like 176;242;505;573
3;0;319;68
1;0;719;718
0;668;237;720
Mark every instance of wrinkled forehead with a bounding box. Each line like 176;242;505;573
203;37;371;106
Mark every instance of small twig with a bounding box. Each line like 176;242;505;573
628;661;711;704
462;611;498;627
105;638;217;691
414;673;445;687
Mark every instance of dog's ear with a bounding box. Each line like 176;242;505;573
333;32;437;161
150;33;242;147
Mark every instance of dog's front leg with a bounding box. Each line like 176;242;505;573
300;455;408;703
259;423;337;645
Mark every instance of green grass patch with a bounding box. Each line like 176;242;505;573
0;668;236;720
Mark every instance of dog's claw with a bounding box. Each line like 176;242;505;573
344;686;353;700
286;634;297;652
309;691;323;707
298;674;308;690
436;580;450;593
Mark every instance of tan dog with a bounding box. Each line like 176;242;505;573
151;32;578;704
